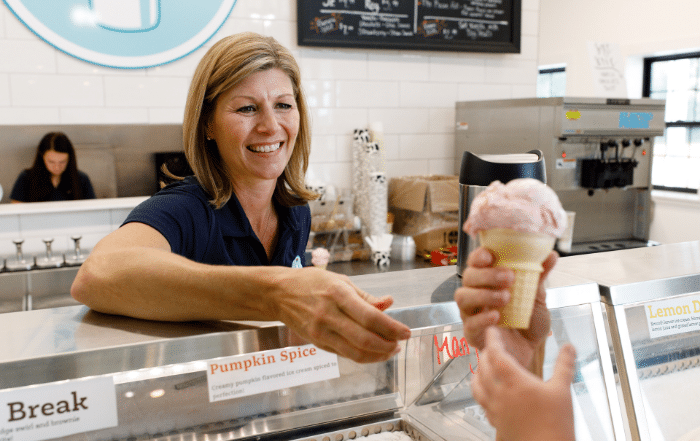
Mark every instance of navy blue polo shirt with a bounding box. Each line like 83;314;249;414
123;177;310;267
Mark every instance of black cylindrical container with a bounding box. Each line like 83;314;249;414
456;150;546;276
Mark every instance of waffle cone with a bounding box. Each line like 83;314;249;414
314;264;328;270
478;228;556;329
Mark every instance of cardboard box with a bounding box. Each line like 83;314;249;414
388;175;460;255
414;227;460;257
389;175;459;213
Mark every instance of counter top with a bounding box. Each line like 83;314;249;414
0;262;600;368
0;196;148;215
6;241;699;368
555;240;700;304
326;256;434;276
0;266;461;366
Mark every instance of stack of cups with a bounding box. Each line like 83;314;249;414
365;234;393;268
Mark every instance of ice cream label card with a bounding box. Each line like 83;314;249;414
645;294;700;339
206;344;340;403
0;376;117;441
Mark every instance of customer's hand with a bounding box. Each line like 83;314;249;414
471;328;576;441
273;267;411;363
455;246;557;367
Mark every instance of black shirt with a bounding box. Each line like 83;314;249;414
10;170;96;202
123;177;310;267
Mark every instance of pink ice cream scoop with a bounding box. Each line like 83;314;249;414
464;178;567;238
311;248;330;267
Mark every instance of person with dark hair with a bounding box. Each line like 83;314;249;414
71;32;410;364
10;132;95;203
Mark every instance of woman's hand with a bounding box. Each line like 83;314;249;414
471;328;576;441
272;267;412;363
455;246;557;367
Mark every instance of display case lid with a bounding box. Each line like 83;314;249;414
0;302;462;440
555;241;700;305
545;270;600;308
0;266;602;381
0;265;609;441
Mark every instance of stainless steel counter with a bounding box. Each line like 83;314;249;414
555;240;700;304
0;263;602;372
5;241;700;441
326;256;434;276
0;258;620;440
0;265;81;313
0;257;432;314
554;241;700;441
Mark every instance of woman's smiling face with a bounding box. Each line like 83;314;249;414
208;68;299;186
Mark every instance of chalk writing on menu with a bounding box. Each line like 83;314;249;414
298;0;521;53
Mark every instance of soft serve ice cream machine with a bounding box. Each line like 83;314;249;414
455;97;666;255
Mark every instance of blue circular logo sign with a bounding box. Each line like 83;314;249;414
4;0;236;68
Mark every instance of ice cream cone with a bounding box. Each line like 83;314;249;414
478;228;556;329
311;248;330;270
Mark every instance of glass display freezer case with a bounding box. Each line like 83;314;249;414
0;265;622;440
556;241;700;441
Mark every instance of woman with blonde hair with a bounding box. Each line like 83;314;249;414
72;32;410;363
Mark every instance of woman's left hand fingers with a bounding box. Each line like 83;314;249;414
337;284;411;343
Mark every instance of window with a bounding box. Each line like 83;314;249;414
537;66;566;98
643;52;700;193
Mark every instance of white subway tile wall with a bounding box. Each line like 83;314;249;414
4;8;34;39
0;73;9;106
0;7;5;37
11;75;105;107
336;80;400;108
19;210;113;255
0;107;60;124
0;0;540;249
0;199;147;262
0;40;57;73
301;50;368;81
60;107;150;125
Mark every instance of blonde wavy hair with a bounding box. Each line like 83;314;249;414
182;32;317;208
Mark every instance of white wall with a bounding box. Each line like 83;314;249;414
650;193;700;244
4;0;699;246
538;0;700;245
0;197;145;257
539;0;700;99
0;0;541;191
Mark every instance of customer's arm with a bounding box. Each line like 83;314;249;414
471;328;576;441
71;222;411;363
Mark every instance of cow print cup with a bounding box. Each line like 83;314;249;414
372;250;390;267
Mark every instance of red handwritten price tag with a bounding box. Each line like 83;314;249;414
434;335;479;374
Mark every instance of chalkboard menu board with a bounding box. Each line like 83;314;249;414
298;0;521;53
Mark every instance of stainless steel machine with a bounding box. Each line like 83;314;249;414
455;97;666;255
